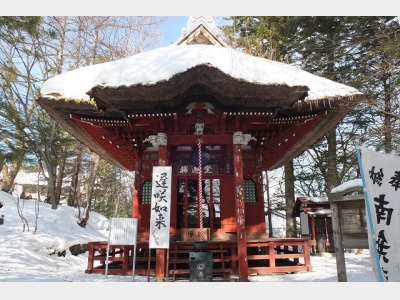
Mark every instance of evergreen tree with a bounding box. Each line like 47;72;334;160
290;17;400;194
0;17;46;192
222;16;400;231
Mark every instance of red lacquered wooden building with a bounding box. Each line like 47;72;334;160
37;16;363;281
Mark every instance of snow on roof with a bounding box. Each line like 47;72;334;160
296;195;328;203
40;44;362;103
331;179;363;194
40;60;115;101
308;196;328;203
307;208;332;215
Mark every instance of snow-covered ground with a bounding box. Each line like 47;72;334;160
0;191;390;299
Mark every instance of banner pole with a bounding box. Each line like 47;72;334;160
355;143;384;282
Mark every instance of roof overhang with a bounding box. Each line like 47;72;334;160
37;43;363;171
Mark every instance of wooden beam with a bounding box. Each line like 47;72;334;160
168;134;232;145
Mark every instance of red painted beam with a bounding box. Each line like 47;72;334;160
168;134;232;145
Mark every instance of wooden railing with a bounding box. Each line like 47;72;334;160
245;238;313;274
85;238;313;279
85;241;125;275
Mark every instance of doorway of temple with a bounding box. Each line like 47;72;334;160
176;177;221;231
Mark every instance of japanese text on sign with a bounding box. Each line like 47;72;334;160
177;164;218;175
360;145;400;282
109;218;138;245
149;166;172;249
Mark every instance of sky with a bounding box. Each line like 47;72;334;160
0;190;396;300
162;16;191;46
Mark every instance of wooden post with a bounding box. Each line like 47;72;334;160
304;240;312;271
122;245;129;275
330;201;347;282
143;133;170;282
131;171;140;219
233;143;248;280
233;132;253;281
131;149;141;219
310;215;317;253
268;241;276;268
86;243;94;272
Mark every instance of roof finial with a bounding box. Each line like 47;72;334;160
176;16;227;47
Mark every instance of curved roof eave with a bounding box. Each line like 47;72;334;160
40;44;363;105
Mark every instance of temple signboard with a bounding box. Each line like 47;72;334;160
177;164;219;175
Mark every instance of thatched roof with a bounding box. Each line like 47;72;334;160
36;17;363;171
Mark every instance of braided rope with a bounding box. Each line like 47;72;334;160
198;139;204;239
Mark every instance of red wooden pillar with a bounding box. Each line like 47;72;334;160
131;149;141;219
156;134;168;281
233;132;250;280
131;171;140;219
310;214;317;253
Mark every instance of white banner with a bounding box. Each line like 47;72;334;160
149;166;172;249
358;144;400;282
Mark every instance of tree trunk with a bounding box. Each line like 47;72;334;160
68;144;83;207
264;171;274;237
55;148;68;206
43;16;68;210
326;128;339;196
78;152;99;227
284;160;297;238
55;16;67;74
1;161;22;193
383;79;392;153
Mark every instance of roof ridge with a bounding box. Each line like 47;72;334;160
176;16;227;47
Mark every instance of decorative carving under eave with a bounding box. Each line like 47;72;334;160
144;133;168;147
233;132;257;145
185;102;215;115
194;119;205;135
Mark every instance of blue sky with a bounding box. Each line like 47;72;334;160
162;16;191;46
